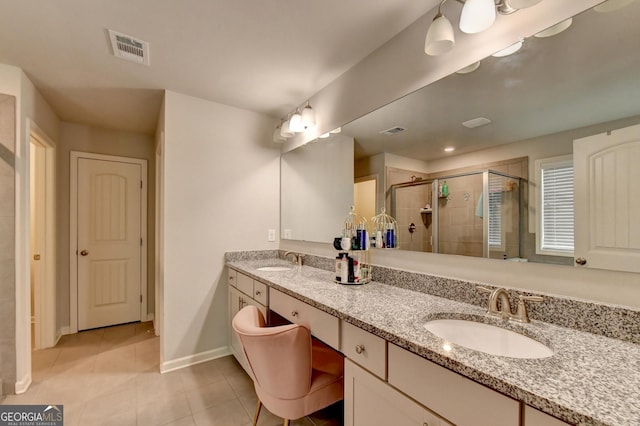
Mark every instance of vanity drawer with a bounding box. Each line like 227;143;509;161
270;288;339;349
388;344;519;426
524;405;571;425
228;268;237;288
236;272;254;296
253;280;268;305
341;321;386;379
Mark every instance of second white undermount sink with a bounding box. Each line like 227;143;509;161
423;319;553;359
256;266;293;272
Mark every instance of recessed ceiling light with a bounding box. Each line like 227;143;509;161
456;61;481;74
535;18;573;38
492;40;523;57
462;117;491;128
444;147;455;152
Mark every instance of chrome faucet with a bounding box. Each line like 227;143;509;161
476;286;543;323
284;251;305;266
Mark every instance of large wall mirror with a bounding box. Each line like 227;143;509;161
281;2;640;268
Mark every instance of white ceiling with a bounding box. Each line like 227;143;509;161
0;0;440;134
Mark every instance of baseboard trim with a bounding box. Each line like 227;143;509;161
160;346;232;374
14;375;32;395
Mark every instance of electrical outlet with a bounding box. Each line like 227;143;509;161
284;229;292;239
268;229;276;242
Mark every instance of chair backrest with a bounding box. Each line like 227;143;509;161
232;306;312;399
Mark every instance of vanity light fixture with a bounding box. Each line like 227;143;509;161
280;114;294;138
456;60;481;74
273;122;287;143
425;0;455;56
425;0;543;55
459;0;496;34
491;39;523;57
301;101;316;129
444;146;456;152
534;18;572;38
319;132;330;139
289;109;305;133
330;127;342;134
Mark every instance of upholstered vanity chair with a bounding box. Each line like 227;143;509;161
232;305;344;426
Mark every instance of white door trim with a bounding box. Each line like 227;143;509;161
70;151;148;333
27;120;57;349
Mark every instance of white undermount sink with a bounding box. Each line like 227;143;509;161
256;266;293;272
423;319;553;359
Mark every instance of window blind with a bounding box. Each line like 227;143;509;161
488;176;503;248
541;161;574;252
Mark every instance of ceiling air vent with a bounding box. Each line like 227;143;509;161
380;126;406;136
108;29;150;66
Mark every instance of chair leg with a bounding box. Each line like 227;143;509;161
283;419;290;426
253;400;262;426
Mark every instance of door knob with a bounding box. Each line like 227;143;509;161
575;257;587;265
80;250;89;256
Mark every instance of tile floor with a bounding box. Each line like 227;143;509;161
0;322;342;426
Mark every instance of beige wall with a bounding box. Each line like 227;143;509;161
160;91;280;370
0;93;16;395
56;123;156;329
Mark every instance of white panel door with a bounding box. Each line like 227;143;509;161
77;158;142;330
574;123;640;273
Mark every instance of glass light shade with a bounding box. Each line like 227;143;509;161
301;104;316;128
280;119;294;138
505;0;543;9
330;127;341;134
459;0;496;34
425;14;455;56
491;40;523;57
289;111;305;133
319;132;330;139
534;18;572;38
273;126;286;143
594;0;634;12
456;61;481;74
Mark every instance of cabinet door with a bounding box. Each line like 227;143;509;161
345;359;452;426
228;285;248;371
574;123;640;272
523;405;571;426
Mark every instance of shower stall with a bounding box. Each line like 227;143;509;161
390;170;522;259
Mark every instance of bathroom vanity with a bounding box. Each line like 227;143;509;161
226;252;639;426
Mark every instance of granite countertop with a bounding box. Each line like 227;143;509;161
226;258;640;426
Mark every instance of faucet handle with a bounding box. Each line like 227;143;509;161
476;286;492;294
513;295;544;323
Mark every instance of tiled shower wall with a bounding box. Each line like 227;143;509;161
0;94;16;395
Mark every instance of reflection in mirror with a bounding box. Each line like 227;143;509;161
342;3;640;265
281;135;354;242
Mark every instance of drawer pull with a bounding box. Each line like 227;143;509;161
229;276;234;280
255;290;262;296
355;344;365;354
292;310;299;317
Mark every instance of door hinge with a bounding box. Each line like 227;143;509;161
140;237;143;246
140;294;143;303
140;180;143;189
